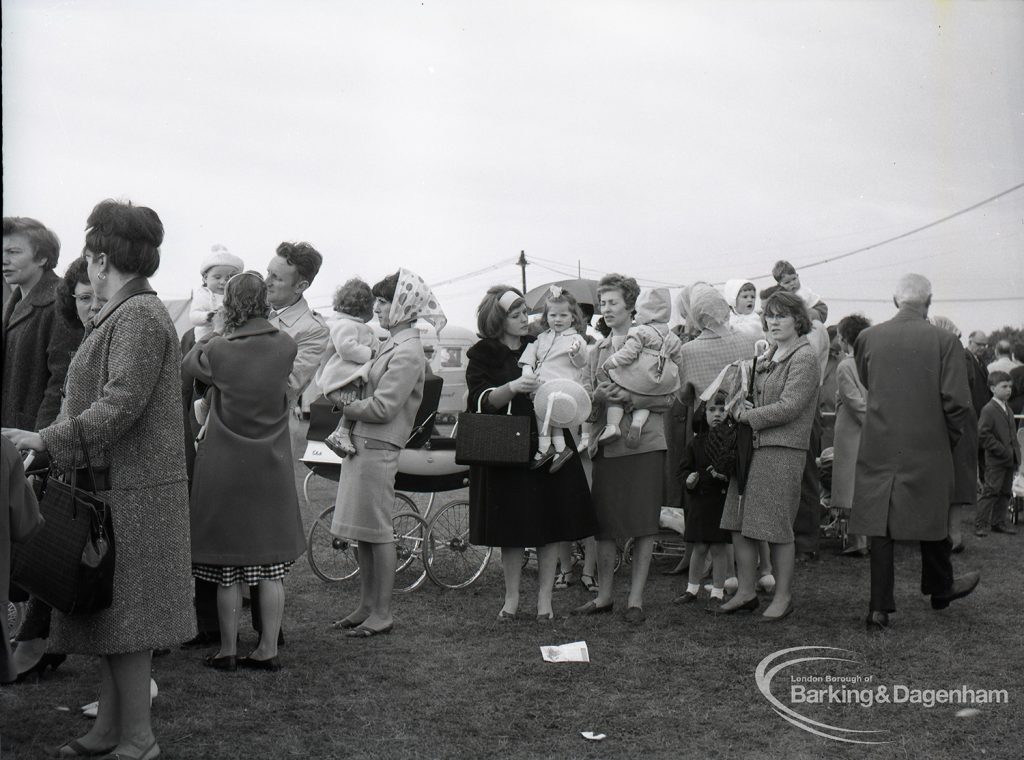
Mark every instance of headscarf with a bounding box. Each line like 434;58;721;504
634;288;672;325
388;268;447;334
722;279;757;315
684;282;731;338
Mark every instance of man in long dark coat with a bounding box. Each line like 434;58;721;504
850;274;979;630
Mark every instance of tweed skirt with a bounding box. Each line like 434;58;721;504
720;445;805;543
591;450;664;541
331;436;401;543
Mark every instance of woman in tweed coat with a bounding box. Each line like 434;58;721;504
4;200;193;760
716;290;820;621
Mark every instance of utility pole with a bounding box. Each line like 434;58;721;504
517;250;528;294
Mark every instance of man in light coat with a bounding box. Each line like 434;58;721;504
850;274;979;631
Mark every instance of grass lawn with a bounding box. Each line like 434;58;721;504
3;419;1022;759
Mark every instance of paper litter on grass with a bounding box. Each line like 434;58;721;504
540;641;589;663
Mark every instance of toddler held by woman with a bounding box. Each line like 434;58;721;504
519;286;590;471
316;278;380;458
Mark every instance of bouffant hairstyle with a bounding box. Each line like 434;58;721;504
476;285;525;340
84;200;163;277
275;241;323;285
333;278;374;321
760;290;813;336
56;256;90;325
540;289;587;333
772;259;797;283
371;271;400;302
837;313;871;352
2;216;61;270
597;273;641;312
221;271;270;334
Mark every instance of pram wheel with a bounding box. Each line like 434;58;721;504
423;500;493;589
307;494;420;583
393;510;429;593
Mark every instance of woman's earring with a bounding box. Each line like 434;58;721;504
97;272;107;280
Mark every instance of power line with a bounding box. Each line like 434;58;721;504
430;258;514;288
826;295;1024;304
741;181;1024;281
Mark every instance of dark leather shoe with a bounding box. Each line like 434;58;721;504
931;571;980;610
530;447;556;470
707;596;759;615
547;448;575;474
865;611;889;631
991;525;1017;535
571;600;614;616
238;655;282;671
623;606;646;624
673;591;700;604
203;654;237;671
950;542;965;554
181;632;220;650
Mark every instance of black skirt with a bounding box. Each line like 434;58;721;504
469;429;598;548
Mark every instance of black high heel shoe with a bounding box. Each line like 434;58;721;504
14;652;67;683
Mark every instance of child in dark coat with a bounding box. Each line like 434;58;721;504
675;393;734;605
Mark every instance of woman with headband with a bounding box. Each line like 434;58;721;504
185;269;303;672
466;286;597;622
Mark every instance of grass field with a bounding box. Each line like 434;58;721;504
3;419;1022;760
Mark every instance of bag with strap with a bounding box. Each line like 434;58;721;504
12;418;116;616
454;388;532;467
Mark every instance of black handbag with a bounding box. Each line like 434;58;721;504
735;357;756;496
12;419;116;616
454;388;532;467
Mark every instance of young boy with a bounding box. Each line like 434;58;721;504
975;371;1021;536
772;260;828;323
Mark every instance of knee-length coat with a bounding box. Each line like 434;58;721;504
830;356;866;510
185;318;304;565
849;306;972;540
38;278;195;653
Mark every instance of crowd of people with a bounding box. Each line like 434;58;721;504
2;203;1022;759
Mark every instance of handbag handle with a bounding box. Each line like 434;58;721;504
477;386;513;415
64;417;100;496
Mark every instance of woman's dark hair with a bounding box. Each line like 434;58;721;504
371;271;400;302
275;241;322;285
55;256;90;325
476;285;525;340
2;216;61;270
84;199;163;277
837;313;871;353
333;278;374;321
760;290;813;336
221;272;269;333
597;273;641;311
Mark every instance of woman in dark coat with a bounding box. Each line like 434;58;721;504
185;271;302;672
467;286;597;622
4;200;195;760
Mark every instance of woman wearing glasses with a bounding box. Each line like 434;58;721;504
185;271;303;672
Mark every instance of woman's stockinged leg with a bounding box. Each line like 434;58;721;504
765;541;794;616
718;534;758;610
499;548;524;615
215;583;242;658
250;579;284;660
107;650;156;756
536;544;558;616
364;541;396;630
626;534;654;609
594;539;617;607
65;657;120;753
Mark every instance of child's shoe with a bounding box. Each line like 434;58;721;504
549;447;575;474
531;446;556;470
625;420;645;449
756;573;776;593
325;431;357;459
598;425;620;444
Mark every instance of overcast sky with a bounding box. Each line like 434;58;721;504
3;0;1022;333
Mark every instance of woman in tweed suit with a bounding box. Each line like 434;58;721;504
4;200;194;760
330;269;443;638
716;290;820;621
